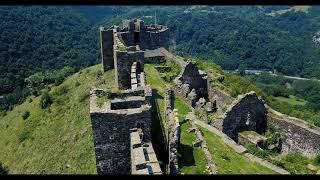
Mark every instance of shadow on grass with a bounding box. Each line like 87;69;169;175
151;88;168;173
178;144;196;167
180;118;188;125
153;89;164;100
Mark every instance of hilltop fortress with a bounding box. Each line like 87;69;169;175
100;19;169;89
89;19;320;175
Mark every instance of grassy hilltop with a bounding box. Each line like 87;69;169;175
0;65;115;174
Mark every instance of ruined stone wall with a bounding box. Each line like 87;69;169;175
100;19;169;90
173;63;209;108
195;98;214;123
90;88;152;175
114;49;144;90
100;27;114;71
268;116;320;158
208;86;235;115
140;27;169;50
117;20;169;51
164;89;180;174
220;91;267;141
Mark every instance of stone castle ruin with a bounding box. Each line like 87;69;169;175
161;48;320;159
100;19;169;89
90;19;169;175
90;19;320;175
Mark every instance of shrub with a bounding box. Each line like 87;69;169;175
74;81;81;87
0;162;8;175
52;84;69;96
284;153;309;164
28;98;33;103
279;153;312;174
40;90;52;109
21;111;30;120
313;154;320;165
18;130;30;143
311;115;320;128
246;144;271;159
217;75;225;83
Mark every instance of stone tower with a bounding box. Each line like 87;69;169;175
99;19;169;89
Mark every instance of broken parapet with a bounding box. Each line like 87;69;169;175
130;128;162;175
213;91;267;142
164;88;181;174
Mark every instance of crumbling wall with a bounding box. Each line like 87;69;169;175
220;91;267;141
164;89;180;174
195;98;214;123
186;112;217;174
268;116;320;158
140;26;169;50
117;19;169;50
208;86;235;115
173;63;209;108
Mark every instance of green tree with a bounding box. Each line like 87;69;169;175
40;90;52;109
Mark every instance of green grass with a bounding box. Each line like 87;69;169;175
273;95;307;106
145;64;208;174
174;97;208;174
0;64;114;174
144;64;169;93
198;127;278;174
144;64;168;135
271;153;320;174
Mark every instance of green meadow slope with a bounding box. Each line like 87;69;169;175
0;65;114;174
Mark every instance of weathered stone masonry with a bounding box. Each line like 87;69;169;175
130;128;162;174
90;19;169;175
90;87;153;174
173;62;210;108
164;89;180;174
212;91;267;141
100;19;169;89
268;116;320;158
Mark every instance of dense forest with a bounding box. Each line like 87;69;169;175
1;5;320;121
109;6;320;78
0;6;102;112
247;73;320;127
